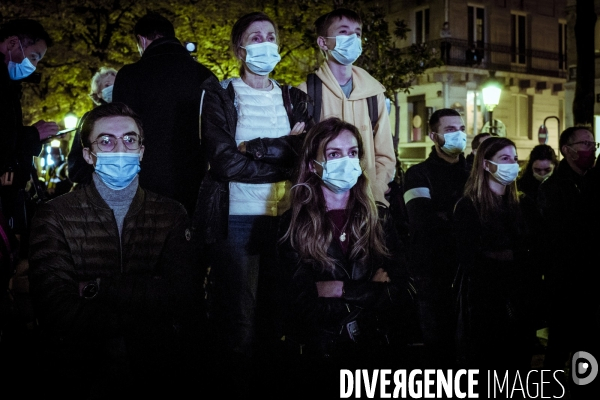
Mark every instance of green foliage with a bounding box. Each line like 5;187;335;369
1;0;435;126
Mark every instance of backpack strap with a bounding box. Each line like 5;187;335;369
306;73;322;123
367;95;378;134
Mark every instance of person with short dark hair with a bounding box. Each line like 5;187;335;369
1;18;59;229
537;126;599;398
465;132;491;170
112;11;215;216
1;18;58;333
28;102;205;399
402;107;470;369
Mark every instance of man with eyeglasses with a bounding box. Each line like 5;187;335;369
27;102;206;399
538;126;599;398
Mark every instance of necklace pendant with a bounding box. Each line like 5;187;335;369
339;232;346;242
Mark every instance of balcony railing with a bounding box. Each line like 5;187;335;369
421;38;567;79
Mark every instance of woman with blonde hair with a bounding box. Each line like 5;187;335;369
277;117;415;396
453;136;544;371
89;66;117;105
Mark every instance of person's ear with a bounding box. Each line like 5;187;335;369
138;145;145;162
561;144;574;158
5;35;20;51
428;131;441;145
317;36;329;51
484;160;496;173
82;148;95;166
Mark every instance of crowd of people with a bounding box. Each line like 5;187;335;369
1;7;599;400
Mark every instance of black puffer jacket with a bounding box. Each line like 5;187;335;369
191;76;313;243
28;180;204;397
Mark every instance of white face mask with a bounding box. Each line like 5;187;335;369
533;171;552;182
241;42;281;76
486;161;520;185
327;33;362;65
8;40;36;80
101;85;114;103
314;156;362;194
439;130;467;156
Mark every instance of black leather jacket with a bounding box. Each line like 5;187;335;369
191;76;313;243
277;205;415;358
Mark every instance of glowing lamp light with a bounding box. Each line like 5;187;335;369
184;42;197;53
64;111;78;129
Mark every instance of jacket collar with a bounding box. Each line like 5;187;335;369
555;158;587;184
142;37;188;59
84;178;145;216
427;145;467;168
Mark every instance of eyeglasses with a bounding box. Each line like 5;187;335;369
90;134;141;152
570;140;600;150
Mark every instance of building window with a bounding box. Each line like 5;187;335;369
415;8;430;44
511;93;530;138
407;95;427;142
559;21;567;70
511;13;527;65
466;90;485;136
468;6;485;48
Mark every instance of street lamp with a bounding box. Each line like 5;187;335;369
481;71;502;135
64;111;78;130
538;116;561;160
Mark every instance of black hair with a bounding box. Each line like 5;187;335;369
0;18;53;47
521;144;558;178
472;132;492;151
134;12;175;40
558;126;593;156
80;102;144;147
429;108;461;133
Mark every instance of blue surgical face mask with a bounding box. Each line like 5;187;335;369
439;130;467;156
327;33;362;65
314;156;362;194
241;42;281;76
101;85;114;103
486;161;520;185
8;40;36;80
92;152;141;190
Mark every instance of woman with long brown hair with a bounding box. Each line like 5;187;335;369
278;117;415;395
453;136;544;371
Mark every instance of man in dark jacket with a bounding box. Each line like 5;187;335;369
28;103;205;399
402;108;470;369
0;19;58;233
112;12;215;215
538;126;599;398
